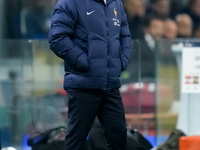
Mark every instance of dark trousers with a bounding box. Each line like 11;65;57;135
65;89;127;150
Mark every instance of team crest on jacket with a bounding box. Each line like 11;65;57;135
114;8;117;18
113;8;120;26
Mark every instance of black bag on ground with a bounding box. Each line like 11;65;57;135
28;123;153;150
28;126;67;150
85;119;153;150
157;128;186;150
126;127;153;150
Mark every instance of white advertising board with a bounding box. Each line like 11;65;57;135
182;47;200;93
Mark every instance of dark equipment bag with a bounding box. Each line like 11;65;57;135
84;120;153;150
28;124;153;150
28;126;67;150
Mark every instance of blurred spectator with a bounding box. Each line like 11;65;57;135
146;0;170;20
142;16;164;80
182;0;200;29
130;16;164;82
123;0;145;39
175;14;193;38
21;0;56;39
163;19;178;39
143;16;164;49
161;19;177;65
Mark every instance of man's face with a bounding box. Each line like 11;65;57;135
125;0;145;18
152;0;170;18
148;19;164;40
191;0;200;17
177;18;192;37
164;21;177;39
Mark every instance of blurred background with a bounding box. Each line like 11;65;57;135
0;0;200;149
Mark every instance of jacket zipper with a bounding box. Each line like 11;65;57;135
104;5;110;91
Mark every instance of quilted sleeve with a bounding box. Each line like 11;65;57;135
48;0;89;71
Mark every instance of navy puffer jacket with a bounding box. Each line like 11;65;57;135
48;0;132;90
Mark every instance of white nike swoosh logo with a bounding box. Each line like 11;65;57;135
87;10;95;15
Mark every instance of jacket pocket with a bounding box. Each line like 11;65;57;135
114;39;123;71
118;42;123;71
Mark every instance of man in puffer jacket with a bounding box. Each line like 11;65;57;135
48;0;132;149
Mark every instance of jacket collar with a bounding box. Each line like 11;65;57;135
94;0;116;5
